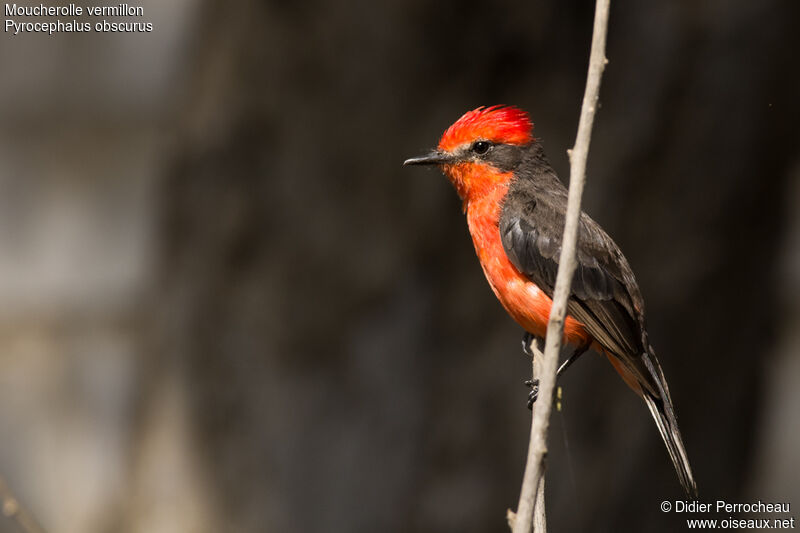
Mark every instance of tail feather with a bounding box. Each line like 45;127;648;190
642;392;698;498
605;347;697;497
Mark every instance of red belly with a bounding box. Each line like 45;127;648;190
467;196;590;346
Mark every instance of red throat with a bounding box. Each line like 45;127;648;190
443;162;511;212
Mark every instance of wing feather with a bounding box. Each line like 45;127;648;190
499;189;644;359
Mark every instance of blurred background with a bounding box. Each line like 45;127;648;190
1;0;799;532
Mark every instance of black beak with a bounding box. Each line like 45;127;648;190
403;151;452;166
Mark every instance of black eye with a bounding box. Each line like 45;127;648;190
472;141;491;155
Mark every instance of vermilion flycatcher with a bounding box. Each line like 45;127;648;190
404;105;697;497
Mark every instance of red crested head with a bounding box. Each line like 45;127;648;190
403;105;536;210
438;105;533;152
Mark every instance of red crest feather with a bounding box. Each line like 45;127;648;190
438;105;533;151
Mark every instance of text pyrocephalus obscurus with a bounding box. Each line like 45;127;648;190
404;105;697;496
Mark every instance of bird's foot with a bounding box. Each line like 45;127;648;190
525;379;539;409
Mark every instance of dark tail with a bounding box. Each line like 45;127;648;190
606;346;697;497
640;349;698;498
642;391;697;498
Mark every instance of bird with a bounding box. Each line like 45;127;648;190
404;105;697;497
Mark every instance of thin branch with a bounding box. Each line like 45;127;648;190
0;474;46;533
511;1;611;531
508;341;548;533
530;342;547;533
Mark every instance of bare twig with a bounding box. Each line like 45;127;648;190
530;342;547;533
0;474;46;533
509;340;548;533
511;1;611;532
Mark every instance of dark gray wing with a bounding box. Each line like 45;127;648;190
499;192;646;360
